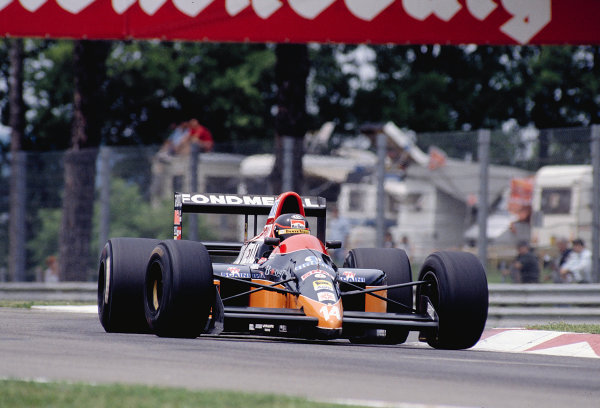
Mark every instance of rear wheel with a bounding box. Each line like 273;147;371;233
98;238;159;333
416;251;488;350
344;248;413;344
144;240;214;338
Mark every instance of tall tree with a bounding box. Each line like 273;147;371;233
59;40;110;281
307;44;357;131
8;38;26;281
270;44;309;194
26;41;276;149
523;46;600;164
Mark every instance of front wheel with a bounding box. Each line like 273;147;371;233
416;251;488;350
144;240;214;338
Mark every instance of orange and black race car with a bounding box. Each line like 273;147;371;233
98;191;488;349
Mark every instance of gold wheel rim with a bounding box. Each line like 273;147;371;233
153;280;159;311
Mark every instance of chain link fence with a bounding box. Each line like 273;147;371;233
1;125;598;283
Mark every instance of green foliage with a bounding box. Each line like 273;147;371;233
103;41;276;146
307;44;358;131
20;41;277;149
0;40;10;133
27;207;61;270
6;40;600;158
527;46;600;127
92;178;173;243
24;40;75;150
350;45;600;133
352;45;521;132
28;178;179;272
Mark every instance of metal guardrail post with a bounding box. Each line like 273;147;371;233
477;129;490;269
591;125;600;283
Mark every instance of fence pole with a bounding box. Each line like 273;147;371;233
375;131;386;248
591;125;600;283
189;144;199;241
477;129;490;269
8;151;26;281
282;136;294;192
98;146;110;254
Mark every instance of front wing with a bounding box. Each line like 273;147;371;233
208;286;439;338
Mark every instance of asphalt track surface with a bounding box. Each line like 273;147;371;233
1;308;599;408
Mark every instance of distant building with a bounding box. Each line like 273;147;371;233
150;152;245;241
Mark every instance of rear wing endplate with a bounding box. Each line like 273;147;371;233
174;192;327;242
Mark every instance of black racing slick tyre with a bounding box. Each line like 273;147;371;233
416;251;488;350
98;238;159;333
144;240;214;338
344;248;413;344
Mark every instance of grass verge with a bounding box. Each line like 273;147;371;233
527;322;600;334
0;379;365;408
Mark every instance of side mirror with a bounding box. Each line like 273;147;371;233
264;237;281;246
326;240;342;249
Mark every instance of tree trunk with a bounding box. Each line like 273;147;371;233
271;44;309;194
59;40;109;281
8;38;26;281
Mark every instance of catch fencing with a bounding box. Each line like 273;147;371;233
0;125;598;284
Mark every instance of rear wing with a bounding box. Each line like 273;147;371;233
174;192;327;242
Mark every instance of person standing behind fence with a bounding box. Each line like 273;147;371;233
560;238;592;283
552;237;572;283
43;255;59;283
397;235;413;258
511;241;540;283
383;230;395;248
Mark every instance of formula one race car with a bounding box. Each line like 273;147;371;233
98;191;488;349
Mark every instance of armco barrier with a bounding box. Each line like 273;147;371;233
0;282;97;302
486;283;600;328
0;283;599;328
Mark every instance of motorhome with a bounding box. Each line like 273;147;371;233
531;165;593;248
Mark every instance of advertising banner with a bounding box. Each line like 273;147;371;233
1;0;599;44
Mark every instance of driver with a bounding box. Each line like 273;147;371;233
273;213;310;241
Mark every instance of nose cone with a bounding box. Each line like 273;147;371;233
298;295;343;331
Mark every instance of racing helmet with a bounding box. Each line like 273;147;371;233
273;213;310;241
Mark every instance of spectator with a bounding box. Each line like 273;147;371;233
397;235;413;258
158;119;214;158
383;230;396;248
560;238;592;283
158;120;190;157
43;256;59;283
510;241;540;283
183;118;214;153
551;237;572;283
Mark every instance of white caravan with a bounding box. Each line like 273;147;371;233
531;165;593;248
